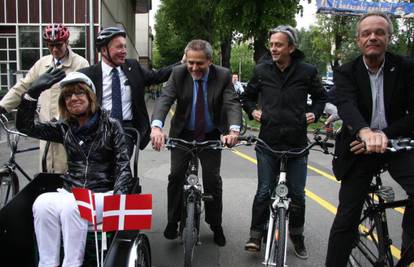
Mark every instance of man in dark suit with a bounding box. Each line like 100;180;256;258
80;27;176;154
326;13;414;267
151;39;242;246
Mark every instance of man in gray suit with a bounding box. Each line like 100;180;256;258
151;39;242;246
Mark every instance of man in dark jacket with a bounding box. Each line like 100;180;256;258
80;27;178;155
16;71;133;267
242;25;327;258
326;13;414;267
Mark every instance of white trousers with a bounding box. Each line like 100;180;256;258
33;189;110;267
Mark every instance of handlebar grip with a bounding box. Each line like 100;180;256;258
324;142;335;148
237;135;256;142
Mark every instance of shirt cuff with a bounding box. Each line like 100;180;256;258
229;125;240;132
24;93;38;102
151;120;163;129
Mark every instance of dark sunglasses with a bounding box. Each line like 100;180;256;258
47;42;65;49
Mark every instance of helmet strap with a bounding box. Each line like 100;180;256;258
102;43;119;67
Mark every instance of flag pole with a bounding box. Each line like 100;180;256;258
88;190;100;267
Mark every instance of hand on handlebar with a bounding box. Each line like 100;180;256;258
221;130;240;147
350;140;367;155
357;128;388;154
0;106;6;115
28;67;66;99
150;127;166;151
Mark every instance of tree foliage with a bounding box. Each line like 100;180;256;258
154;0;303;66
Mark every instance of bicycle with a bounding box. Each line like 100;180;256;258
239;132;333;267
0;114;38;208
348;138;414;267
165;138;223;267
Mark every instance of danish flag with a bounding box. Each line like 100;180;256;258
72;188;96;228
102;194;152;232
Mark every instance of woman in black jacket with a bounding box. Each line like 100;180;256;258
16;70;133;267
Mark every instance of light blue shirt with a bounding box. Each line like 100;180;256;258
151;71;240;132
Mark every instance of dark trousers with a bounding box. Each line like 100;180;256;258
326;151;414;267
121;121;137;158
250;148;308;238
167;130;223;226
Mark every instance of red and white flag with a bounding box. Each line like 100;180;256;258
72;187;96;227
102;194;152;232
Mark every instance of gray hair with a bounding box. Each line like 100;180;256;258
356;12;394;37
184;39;213;60
268;25;299;47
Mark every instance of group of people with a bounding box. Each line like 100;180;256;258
0;11;413;267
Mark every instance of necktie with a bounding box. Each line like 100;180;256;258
111;68;123;121
194;80;205;141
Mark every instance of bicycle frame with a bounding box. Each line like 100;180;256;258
349;138;414;267
0;114;37;183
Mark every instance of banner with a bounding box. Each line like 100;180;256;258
316;0;414;18
102;194;152;232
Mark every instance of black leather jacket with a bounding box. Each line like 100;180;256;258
16;97;133;194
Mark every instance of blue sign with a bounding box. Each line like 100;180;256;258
316;0;414;18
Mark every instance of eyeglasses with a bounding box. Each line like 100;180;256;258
47;42;65;49
62;90;86;101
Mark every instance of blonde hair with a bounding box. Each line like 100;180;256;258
58;83;99;121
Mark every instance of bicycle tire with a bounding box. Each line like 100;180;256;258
268;207;287;267
348;200;393;267
0;172;19;208
183;201;197;267
134;235;151;267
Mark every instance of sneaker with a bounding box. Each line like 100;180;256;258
210;225;226;246
163;222;178;240
245;237;261;252
290;234;308;259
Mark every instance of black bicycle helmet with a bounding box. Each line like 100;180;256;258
95;27;126;50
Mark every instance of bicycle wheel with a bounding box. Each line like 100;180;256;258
348;200;393;267
268;207;287;267
0;172;19;208
183;201;197;267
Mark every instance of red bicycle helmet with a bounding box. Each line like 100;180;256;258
43;24;70;43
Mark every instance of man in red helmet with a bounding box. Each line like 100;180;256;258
0;24;89;173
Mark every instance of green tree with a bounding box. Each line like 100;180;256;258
230;42;255;81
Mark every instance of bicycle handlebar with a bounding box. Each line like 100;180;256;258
237;134;334;157
0;114;28;137
387;138;414;152
165;138;224;150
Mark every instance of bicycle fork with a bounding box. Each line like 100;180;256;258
263;170;289;266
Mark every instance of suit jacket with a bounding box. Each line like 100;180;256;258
152;64;242;137
79;59;175;149
332;52;414;180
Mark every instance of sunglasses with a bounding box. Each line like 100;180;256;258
62;89;86;101
47;42;65;49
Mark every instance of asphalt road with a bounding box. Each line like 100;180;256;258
0;99;408;267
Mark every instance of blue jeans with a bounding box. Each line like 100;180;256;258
249;148;308;239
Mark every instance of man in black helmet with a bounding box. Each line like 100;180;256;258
80;27;178;155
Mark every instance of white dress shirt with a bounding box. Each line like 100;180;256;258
101;60;132;121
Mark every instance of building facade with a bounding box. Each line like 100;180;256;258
0;0;152;98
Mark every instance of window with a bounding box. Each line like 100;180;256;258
19;26;40;70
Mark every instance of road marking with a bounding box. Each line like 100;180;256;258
231;148;403;259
